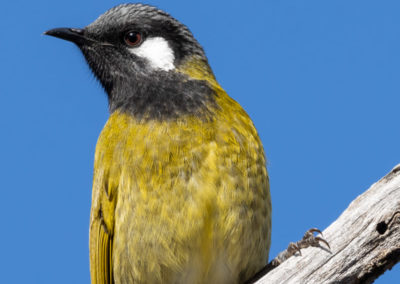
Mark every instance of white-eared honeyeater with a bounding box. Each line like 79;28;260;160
45;4;271;284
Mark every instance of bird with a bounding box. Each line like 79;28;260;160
45;4;271;284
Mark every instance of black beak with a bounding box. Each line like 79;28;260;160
44;28;87;45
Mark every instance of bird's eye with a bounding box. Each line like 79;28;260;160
124;31;142;47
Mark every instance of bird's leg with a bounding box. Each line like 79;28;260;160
271;228;330;267
244;228;330;284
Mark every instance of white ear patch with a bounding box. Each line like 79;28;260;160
129;37;175;71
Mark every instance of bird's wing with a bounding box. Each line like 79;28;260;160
89;168;118;284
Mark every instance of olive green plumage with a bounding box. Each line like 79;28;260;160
45;3;271;284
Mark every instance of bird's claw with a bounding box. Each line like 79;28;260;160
269;227;330;269
296;228;330;250
287;242;301;256
315;236;330;249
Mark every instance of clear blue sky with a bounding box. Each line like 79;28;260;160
1;0;399;283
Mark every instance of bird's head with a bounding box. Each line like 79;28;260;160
45;4;218;120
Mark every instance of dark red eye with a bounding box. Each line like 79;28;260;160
124;31;142;47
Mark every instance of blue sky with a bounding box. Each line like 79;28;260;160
1;0;399;283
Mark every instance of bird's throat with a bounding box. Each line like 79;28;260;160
109;64;219;121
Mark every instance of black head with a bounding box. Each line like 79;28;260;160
45;4;217;120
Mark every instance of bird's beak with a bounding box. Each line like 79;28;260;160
44;28;87;45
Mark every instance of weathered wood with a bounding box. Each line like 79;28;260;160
255;164;400;284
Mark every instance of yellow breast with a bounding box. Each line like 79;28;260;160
90;63;271;284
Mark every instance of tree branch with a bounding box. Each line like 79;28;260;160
254;164;400;284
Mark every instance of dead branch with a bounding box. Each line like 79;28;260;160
254;164;400;284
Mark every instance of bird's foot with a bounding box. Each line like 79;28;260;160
270;228;330;267
244;228;330;284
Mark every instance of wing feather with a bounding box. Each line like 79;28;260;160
90;170;117;284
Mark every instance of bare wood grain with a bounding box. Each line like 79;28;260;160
254;164;400;284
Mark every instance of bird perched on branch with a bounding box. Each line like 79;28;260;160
45;4;271;284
